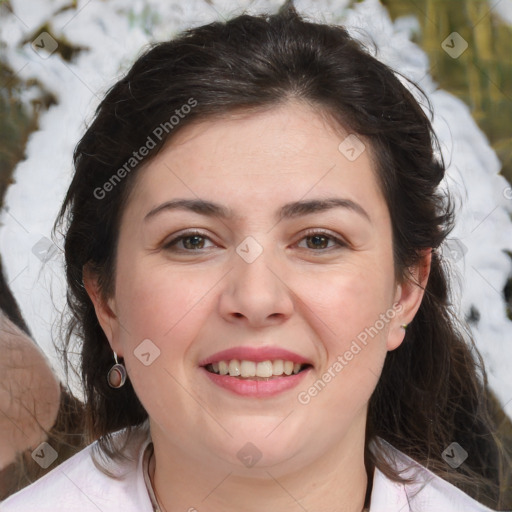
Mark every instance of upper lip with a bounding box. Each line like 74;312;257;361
199;346;313;367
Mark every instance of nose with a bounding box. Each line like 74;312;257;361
218;241;295;328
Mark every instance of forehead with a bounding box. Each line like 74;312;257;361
124;101;388;224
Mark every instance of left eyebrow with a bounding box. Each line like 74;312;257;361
144;197;371;223
278;198;371;223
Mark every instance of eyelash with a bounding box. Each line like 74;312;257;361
162;229;347;253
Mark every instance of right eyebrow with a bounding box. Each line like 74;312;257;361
144;199;233;222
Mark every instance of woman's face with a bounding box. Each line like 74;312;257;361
88;101;427;471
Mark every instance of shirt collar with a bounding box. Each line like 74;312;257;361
368;437;496;512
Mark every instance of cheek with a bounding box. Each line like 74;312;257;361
292;260;395;413
295;274;390;425
298;262;395;345
113;261;218;352
113;264;217;414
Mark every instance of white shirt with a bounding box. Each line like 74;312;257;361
0;428;500;512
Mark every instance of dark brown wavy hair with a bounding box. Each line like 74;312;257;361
54;3;510;509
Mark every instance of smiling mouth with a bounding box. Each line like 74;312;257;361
203;359;312;379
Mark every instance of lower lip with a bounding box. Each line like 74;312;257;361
200;366;311;398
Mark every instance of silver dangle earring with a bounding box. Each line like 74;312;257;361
107;352;127;388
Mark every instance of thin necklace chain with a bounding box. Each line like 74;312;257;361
143;443;165;512
144;443;370;512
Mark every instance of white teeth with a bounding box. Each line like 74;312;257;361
207;359;308;377
256;361;273;378
218;361;229;375
228;359;241;376
272;360;284;375
240;360;256;377
284;361;294;375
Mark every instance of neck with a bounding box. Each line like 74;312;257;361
150;414;370;512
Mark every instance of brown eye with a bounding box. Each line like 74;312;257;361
163;231;215;251
297;230;346;251
305;234;330;249
181;235;206;250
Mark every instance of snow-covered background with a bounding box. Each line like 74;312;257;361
1;0;511;416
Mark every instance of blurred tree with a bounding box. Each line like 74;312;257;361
380;0;512;184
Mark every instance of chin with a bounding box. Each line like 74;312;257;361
212;428;305;471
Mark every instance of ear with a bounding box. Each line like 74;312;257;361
82;264;122;355
387;249;432;351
